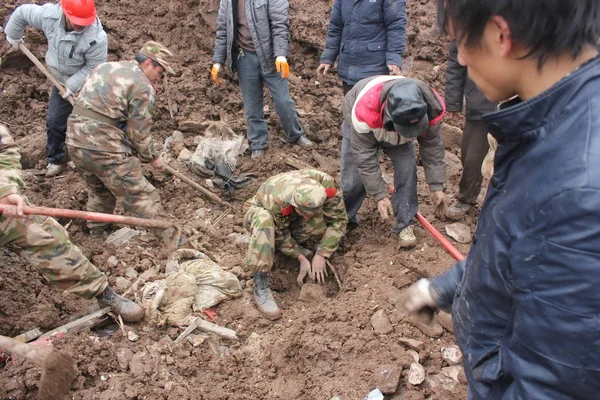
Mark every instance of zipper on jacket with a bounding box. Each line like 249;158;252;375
238;47;245;59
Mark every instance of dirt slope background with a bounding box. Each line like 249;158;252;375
0;0;477;398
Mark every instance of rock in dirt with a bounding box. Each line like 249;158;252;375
364;388;384;400
441;366;462;382
407;315;444;338
106;227;140;247
127;331;139;342
398;337;425;351
228;232;249;244
107;255;119;268
445;223;472;244
116;347;134;372
125;267;139;280
441;345;463;365
114;277;131;291
129;351;154;377
371;310;394;335
441;124;462;151
376;366;402;394
178;148;193;163
408;362;426;385
178;119;204;133
407;349;420;363
424;374;458;393
436;311;453;333
298;283;326;303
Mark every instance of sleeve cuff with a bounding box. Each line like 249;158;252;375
373;189;388;202
429;183;444;192
0;186;19;199
446;104;463;112
315;248;333;258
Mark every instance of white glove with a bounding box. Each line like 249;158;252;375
399;279;436;313
62;88;73;99
275;56;287;63
7;36;23;50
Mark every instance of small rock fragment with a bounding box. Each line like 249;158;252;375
441;366;462;382
445;223;472;244
116;347;134;371
127;331;139;342
408;362;426;385
376;366;402;394
364;388;384;400
125;267;138;280
107;256;119;268
407;349;420;363
398;337;425;351
106;227;140;247
178;148;193;163
424;374;458;393
298;283;326;303
441;345;463;365
114;277;131;291
408;315;444;338
371;310;394;334
436;311;453;333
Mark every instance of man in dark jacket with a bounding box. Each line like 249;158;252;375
342;76;446;247
317;0;406;94
400;0;600;398
444;41;497;219
211;0;313;159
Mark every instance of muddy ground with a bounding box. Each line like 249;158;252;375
0;0;478;398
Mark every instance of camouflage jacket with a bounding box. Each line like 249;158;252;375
245;169;348;258
0;125;25;200
66;61;158;162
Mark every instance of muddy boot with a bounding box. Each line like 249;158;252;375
398;225;417;248
45;163;65;178
252;272;282;321
96;286;144;322
446;200;473;220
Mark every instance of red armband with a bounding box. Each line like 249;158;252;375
281;205;295;217
325;187;337;198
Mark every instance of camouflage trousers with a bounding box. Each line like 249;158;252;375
68;147;163;230
0;213;108;299
244;206;327;273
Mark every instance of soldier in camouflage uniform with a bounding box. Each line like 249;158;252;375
243;169;348;319
66;41;175;240
0;123;144;322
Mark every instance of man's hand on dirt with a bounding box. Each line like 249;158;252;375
211;63;222;85
311;254;328;284
6;36;22;50
388;64;402;75
62;88;73;99
430;190;447;220
151;156;165;170
377;198;394;221
297;254;311;286
275;56;289;79
0;194;25;217
398;279;436;314
317;63;332;76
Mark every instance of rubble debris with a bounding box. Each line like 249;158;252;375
106;227;140;247
407;349;420;363
127;331;139;342
371;310;394;335
407;315;444;338
441;366;462;382
445;223;472;244
398;337;425;351
364;388;384;400
107;255;119;268
408;362;426;385
436;311;453;333
424;374;458;393
376;366;402;394
441;345;463;365
298;283;326;303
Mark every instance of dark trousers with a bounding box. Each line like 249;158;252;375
458;119;489;204
340;122;418;232
342;82;354;96
46;87;73;164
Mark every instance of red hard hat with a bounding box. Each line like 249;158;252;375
61;0;97;27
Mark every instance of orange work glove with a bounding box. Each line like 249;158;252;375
211;63;222;85
275;56;289;79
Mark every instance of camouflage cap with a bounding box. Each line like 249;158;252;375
139;41;175;75
293;181;327;215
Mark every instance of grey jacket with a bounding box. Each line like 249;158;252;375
344;76;446;201
5;3;108;93
212;0;289;75
445;41;497;120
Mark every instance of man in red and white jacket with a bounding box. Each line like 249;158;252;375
341;76;447;247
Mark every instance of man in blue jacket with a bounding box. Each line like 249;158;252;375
317;0;406;94
400;0;600;398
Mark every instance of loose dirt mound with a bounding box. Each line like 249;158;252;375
1;0;477;398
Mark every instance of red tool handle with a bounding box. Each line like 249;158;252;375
415;212;466;261
0;205;173;229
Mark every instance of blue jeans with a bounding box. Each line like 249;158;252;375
340;121;418;232
235;50;303;150
47;86;73;164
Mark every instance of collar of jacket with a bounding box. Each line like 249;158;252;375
482;56;600;144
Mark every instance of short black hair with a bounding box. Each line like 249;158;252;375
437;0;600;67
134;53;161;68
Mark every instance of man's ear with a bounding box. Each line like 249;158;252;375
490;15;513;58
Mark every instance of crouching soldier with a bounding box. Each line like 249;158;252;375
0;124;143;322
243;169;348;320
341;76;447;247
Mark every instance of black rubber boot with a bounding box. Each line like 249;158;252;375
252;272;282;320
96;286;145;322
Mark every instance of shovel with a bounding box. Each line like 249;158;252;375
0;335;75;400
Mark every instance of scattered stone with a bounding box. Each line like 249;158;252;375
364;388;384;400
445;223;472;244
376;366;402;394
186;334;206;347
458;368;468;384
178;119;204;133
107;255;119;268
298;283;326;303
127;331;139;342
436;311;453;333
398;337;425;351
441;345;463;365
178;148;193;163
228;232;249;244
441;366;462;382
424;374;458;393
164;382;174;391
371;310;394;335
114;277;131;291
115;347;134;371
125;267;139;280
408;362;426;385
441;124;462;152
106;227;140;247
230;266;244;277
407;315;444;338
129;351;152;377
407;349;420;363
205;179;214;189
